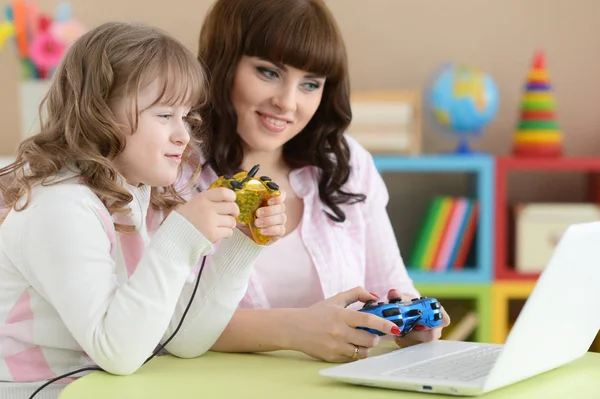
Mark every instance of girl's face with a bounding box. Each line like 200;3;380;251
111;79;191;187
231;56;326;154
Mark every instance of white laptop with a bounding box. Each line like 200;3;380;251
319;221;600;396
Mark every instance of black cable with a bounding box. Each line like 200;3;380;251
28;255;207;399
143;255;207;364
399;311;424;338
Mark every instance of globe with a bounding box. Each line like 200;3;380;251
426;63;499;154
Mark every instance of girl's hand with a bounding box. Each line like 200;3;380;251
239;189;287;243
175;188;239;243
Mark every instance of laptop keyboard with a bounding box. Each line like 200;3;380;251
389;346;501;381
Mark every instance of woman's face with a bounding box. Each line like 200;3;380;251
231;56;326;154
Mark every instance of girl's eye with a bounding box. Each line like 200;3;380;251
159;114;172;120
257;66;279;79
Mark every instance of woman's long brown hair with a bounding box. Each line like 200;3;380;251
198;0;365;222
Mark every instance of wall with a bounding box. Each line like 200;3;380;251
2;0;600;156
1;0;600;204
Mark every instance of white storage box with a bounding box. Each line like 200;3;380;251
515;203;600;273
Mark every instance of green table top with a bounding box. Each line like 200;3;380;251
60;342;600;399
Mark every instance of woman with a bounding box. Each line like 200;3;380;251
195;0;450;363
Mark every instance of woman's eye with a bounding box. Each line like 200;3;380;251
302;82;321;92
257;66;279;79
159;114;172;120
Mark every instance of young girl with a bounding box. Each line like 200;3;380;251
195;0;450;363
0;21;286;399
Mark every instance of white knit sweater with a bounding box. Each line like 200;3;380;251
0;175;262;398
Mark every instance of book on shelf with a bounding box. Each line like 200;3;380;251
409;195;479;271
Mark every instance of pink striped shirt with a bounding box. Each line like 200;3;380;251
198;135;420;309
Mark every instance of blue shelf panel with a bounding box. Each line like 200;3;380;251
374;154;495;284
374;154;493;173
475;156;494;284
407;269;490;284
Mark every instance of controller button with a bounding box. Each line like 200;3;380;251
389;297;402;304
434;313;443;321
260;176;272;182
393;319;404;327
431;302;441;309
411;298;418;302
407;309;421;317
420;296;426;299
224;175;234;179
266;181;279;190
382;308;400;317
363;300;376;309
230;181;243;189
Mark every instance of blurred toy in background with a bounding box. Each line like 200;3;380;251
512;50;563;158
425;63;499;155
1;1;86;79
0;20;13;51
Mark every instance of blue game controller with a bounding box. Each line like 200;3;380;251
357;296;444;337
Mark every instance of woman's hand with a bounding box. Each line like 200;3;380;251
289;287;401;363
386;289;451;348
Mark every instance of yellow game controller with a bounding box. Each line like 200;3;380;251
209;164;281;245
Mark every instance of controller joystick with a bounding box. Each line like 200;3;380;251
362;300;378;309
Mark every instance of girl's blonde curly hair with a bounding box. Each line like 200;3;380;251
0;21;206;232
